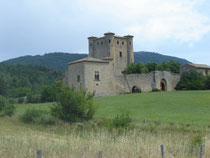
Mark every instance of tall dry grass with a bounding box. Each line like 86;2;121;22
0;118;210;158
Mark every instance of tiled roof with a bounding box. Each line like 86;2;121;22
68;57;109;65
186;63;210;69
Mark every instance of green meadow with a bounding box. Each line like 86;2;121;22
16;90;210;126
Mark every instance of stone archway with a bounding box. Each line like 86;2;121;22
160;79;167;91
132;86;141;93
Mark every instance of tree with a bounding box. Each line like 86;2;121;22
124;62;148;74
145;62;158;72
168;60;180;73
0;95;15;116
51;84;97;123
41;81;63;102
0;76;7;96
205;75;210;89
176;70;205;90
157;61;170;72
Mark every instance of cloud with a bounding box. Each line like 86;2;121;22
81;0;210;44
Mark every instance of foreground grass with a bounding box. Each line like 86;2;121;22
1;117;210;158
1;90;210;157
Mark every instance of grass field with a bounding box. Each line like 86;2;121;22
1;90;210;158
16;90;210;126
95;90;210;126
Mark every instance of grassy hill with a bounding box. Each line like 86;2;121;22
2;52;189;70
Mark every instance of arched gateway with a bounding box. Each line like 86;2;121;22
132;86;141;93
160;79;167;91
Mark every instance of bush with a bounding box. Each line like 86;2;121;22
41;81;63;102
152;88;160;92
112;112;131;128
176;70;205;90
20;108;56;125
18;97;24;104
205;75;210;89
51;85;97;123
0;95;15;116
27;93;41;103
190;135;204;153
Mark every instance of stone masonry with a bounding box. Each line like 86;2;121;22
64;32;181;96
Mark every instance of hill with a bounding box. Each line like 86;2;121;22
134;51;189;65
0;64;63;97
2;52;189;70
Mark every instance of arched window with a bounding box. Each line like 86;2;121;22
109;39;111;43
119;52;122;57
117;41;119;45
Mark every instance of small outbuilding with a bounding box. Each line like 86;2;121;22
180;63;210;76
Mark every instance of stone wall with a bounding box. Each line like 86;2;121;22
114;71;181;94
84;61;118;96
66;62;85;89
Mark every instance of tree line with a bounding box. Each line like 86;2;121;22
0;64;63;98
124;60;180;74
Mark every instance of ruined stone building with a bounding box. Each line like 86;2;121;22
63;32;180;96
180;63;210;76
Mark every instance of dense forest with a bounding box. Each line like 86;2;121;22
2;52;189;70
0;64;63;98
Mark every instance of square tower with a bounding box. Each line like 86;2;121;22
88;32;134;75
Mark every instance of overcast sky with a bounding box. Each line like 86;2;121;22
0;0;210;64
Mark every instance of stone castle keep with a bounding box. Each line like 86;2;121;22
63;32;180;96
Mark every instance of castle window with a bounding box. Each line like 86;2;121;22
122;41;124;45
77;75;80;82
101;41;103;45
129;41;131;45
95;71;100;81
117;41;119;45
97;42;99;46
119;52;122;57
109;39;111;43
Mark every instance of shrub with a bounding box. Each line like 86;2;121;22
20;108;56;125
51;85;97;123
0;95;15;116
190;135;204;153
41;81;63;102
205;75;210;89
18;97;24;104
176;70;205;90
152;88;160;92
112;112;131;128
20;108;44;123
27;93;41;103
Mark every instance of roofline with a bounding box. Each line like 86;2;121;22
68;60;109;65
183;63;210;69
